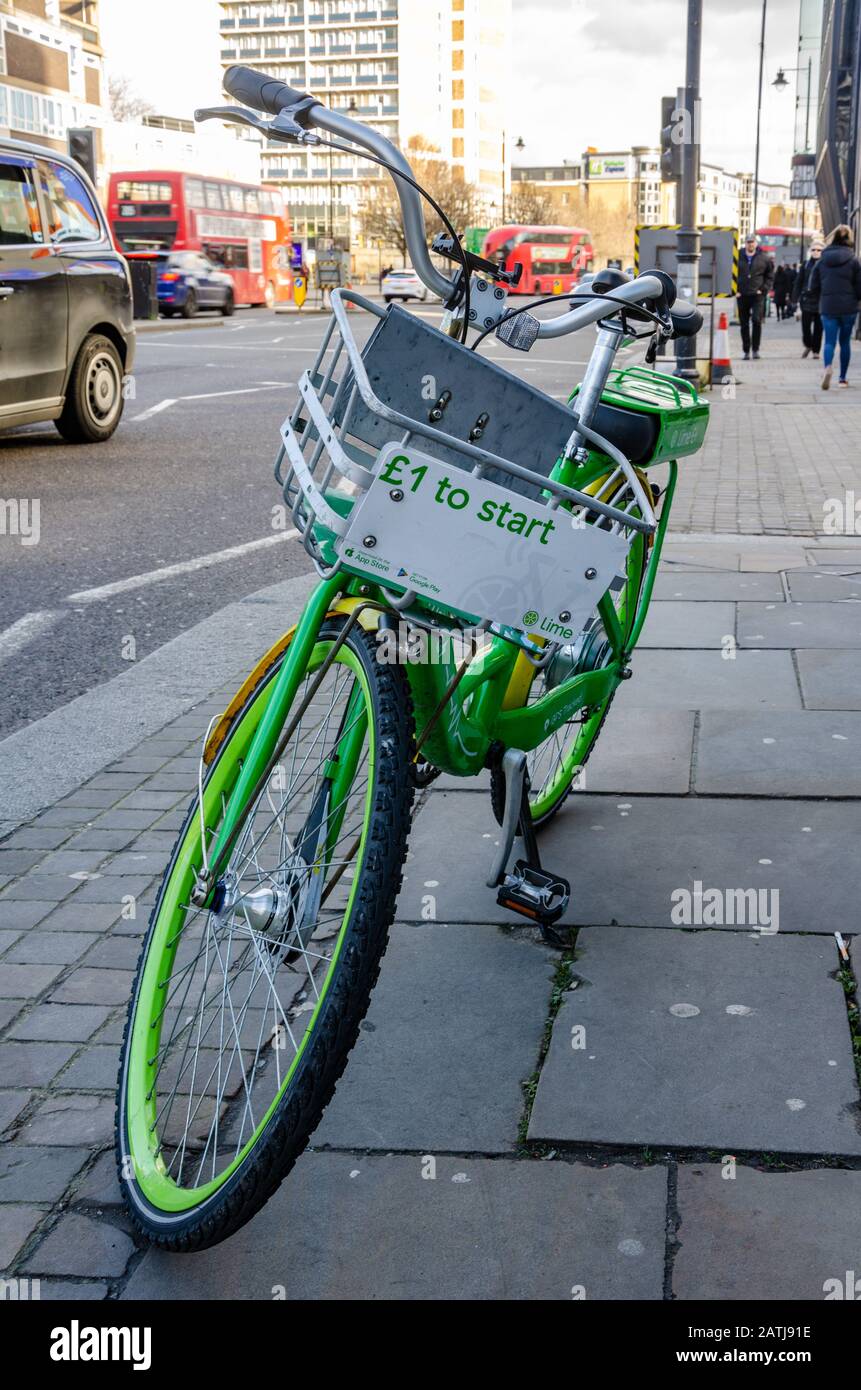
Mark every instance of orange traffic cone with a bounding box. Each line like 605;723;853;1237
711;310;733;385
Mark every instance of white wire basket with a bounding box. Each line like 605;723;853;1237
275;290;655;635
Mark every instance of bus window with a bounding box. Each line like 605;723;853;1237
204;182;223;211
186;179;204;208
245;189;260;214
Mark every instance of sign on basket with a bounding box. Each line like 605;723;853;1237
338;444;631;636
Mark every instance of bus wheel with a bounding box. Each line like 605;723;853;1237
221;290;235;317
181;289;198;320
264;280;276;309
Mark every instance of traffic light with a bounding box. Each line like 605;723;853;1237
67;128;97;185
660;96;683;183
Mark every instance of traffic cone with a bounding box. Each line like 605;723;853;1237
711;310;732;385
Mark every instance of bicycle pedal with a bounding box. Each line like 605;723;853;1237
497;860;570;928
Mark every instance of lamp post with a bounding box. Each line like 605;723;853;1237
676;0;703;383
501;134;524;224
751;0;768;238
773;59;814;262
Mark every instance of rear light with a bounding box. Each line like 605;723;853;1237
161;272;181;282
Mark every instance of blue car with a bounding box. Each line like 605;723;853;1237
157;251;235;318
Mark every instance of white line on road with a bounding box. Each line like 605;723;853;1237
131;398;176;422
0;610;65;666
130;384;294;418
65;530;300;606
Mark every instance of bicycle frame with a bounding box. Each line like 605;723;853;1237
205;458;678;874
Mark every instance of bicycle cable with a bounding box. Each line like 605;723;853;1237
312;135;471;343
469;290;667;351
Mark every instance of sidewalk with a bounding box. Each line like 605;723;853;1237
672;313;861;536
2;371;861;1298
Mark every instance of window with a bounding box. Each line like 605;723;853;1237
40;160;101;242
116;180;173;202
185;178;204;207
0;162;42;245
205;182;224;210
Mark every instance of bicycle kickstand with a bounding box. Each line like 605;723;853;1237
489;750;572;948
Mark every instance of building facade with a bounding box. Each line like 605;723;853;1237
0;0;103;153
816;0;860;231
513;150;814;266
218;0;511;252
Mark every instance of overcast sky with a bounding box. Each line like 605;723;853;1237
100;0;804;182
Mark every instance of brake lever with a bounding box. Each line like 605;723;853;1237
194;104;322;145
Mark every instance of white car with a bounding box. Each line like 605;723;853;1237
381;267;428;302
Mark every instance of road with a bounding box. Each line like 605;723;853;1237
0;300;599;740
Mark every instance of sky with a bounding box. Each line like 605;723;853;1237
99;0;805;183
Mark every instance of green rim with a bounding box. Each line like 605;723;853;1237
527;526;647;822
124;639;375;1214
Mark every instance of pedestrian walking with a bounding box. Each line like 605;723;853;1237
810;225;861;390
794;241;823;358
736;234;775;360
773;264;790;320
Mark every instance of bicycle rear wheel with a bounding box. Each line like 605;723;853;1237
116;619;414;1251
492;518;647;829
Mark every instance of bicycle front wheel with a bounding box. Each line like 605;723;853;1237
116;619;414;1251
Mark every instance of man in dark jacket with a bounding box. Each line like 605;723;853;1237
810;226;861;388
793;241;823;357
737;234;775;359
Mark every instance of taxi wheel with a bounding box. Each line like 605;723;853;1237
55;334;125;445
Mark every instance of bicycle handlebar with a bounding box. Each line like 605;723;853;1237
223;65;313;116
221;65;676;335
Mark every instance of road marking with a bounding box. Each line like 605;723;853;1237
179;384;292;403
131;398;176;422
0;610;65;665
130;384;293;417
65;530;300;606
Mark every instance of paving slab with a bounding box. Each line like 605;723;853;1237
695;710;861;796
796;649;861;710
399;791;858;932
0;1145;88;1202
529;928;860;1155
122;1153;667;1301
315;922;554;1152
674;1166;861;1300
436;707;695;798
22;1212;134;1279
624;650;801;709
0;1204;43;1269
786;570;861;602
638;602;736;648
737;601;861;648
653;572;784;602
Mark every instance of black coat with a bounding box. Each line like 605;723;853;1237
809;245;861;317
737;248;775;296
793;258;821;313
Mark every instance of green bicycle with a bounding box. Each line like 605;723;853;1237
116;66;710;1250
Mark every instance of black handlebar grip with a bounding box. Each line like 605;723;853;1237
223;64;315;115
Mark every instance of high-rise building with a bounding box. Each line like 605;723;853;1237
218;0;511;252
0;0;104;153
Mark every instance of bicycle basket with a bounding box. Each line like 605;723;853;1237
276;290;654;636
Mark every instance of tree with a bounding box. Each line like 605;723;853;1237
357;135;480;261
506;184;554;225
108;73;155;123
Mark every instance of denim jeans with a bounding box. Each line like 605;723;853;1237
822;313;857;380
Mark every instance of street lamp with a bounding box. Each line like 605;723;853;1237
751;0;768;239
502;135;524;223
773;59;815;262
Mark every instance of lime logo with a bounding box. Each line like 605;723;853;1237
522;610;539;628
345;547;355;558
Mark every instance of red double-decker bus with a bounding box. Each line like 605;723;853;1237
482;225;594;295
107;170;294;307
756;226;805;269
